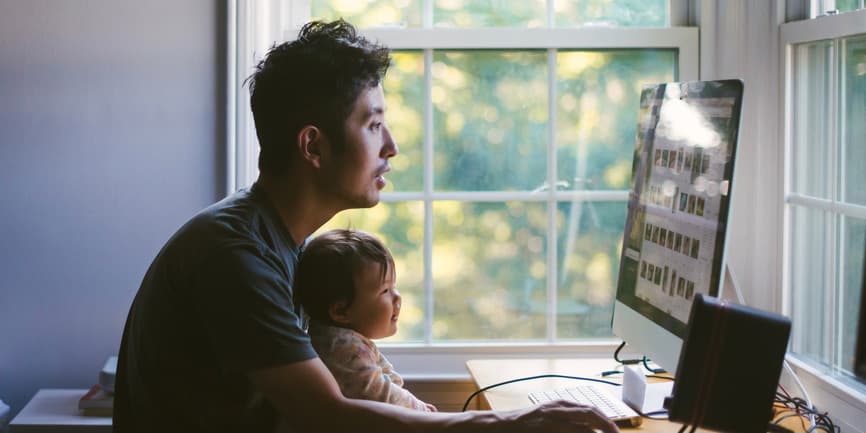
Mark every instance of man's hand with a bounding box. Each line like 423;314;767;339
500;400;620;433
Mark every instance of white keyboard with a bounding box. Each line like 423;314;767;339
528;384;643;427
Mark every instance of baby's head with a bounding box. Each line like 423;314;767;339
295;229;401;339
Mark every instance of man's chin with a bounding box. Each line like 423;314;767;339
358;194;381;208
336;194;380;211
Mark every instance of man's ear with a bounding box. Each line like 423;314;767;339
328;301;351;326
297;125;327;169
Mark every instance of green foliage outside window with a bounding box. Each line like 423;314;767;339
313;1;674;342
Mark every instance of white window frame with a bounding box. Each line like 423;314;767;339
228;0;698;367
780;7;866;429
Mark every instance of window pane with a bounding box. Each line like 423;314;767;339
555;0;668;27
557;50;676;191
834;0;862;13
434;0;546;28
789;205;831;365
312;0;422;28
792;40;834;199
841;217;866;373
384;51;424;192
432;201;547;340
315;202;426;342
556;201;625;339
842;35;866;206
433;51;548;191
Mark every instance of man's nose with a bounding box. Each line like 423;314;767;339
382;124;398;158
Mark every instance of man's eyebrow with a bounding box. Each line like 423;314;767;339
362;106;385;121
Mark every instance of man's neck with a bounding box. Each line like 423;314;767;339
254;174;336;245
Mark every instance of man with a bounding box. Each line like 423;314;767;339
113;19;618;433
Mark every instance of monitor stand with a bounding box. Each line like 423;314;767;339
720;262;746;305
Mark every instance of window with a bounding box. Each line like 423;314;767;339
808;0;865;17
230;0;697;346
781;7;866;380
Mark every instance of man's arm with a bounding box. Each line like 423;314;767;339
248;357;620;433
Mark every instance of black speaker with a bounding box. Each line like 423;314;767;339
665;294;791;433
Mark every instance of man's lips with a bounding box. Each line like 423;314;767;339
376;167;390;177
375;165;390;188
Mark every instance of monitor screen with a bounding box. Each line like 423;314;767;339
612;80;744;372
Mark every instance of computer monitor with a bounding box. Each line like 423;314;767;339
612;79;744;373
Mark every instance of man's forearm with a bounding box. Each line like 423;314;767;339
333;398;507;433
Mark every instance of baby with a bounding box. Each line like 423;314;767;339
294;229;436;412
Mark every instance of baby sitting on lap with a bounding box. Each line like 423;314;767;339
294;229;436;412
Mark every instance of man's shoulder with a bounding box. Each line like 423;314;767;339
173;190;272;250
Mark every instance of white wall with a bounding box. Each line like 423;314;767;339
698;0;785;313
0;0;225;417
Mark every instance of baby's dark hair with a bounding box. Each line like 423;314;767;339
294;229;394;322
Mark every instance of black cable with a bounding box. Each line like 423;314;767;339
612;341;642;365
645;374;675;381
677;423;690;433
642;356;666;374
461;374;622;412
642;409;669;420
601;341;643;376
772;386;840;433
608;341;666;375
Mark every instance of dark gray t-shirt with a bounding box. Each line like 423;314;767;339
114;184;317;432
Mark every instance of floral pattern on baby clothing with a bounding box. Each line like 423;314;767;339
308;320;432;411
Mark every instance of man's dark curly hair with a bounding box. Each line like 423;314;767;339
246;20;391;176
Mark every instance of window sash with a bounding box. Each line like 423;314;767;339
230;0;697;346
781;8;866;372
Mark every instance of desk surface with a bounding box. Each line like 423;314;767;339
9;389;111;433
466;358;702;432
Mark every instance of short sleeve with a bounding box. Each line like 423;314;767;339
190;244;317;372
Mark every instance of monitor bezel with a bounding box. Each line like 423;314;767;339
611;79;744;373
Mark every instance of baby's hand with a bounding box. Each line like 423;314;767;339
425;403;438;412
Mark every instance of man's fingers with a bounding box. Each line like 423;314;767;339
550;400;620;433
580;406;619;433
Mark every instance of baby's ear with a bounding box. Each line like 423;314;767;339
328;301;351;325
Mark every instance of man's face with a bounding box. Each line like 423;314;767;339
322;85;398;209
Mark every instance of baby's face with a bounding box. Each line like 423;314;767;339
341;262;401;340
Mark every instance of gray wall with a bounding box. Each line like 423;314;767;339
0;0;226;417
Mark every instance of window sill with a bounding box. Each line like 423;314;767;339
784;355;866;432
378;339;628;377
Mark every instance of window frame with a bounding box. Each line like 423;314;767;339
228;0;698;358
780;5;866;414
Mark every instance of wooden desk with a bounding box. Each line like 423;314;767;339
9;389;111;433
465;358;699;432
